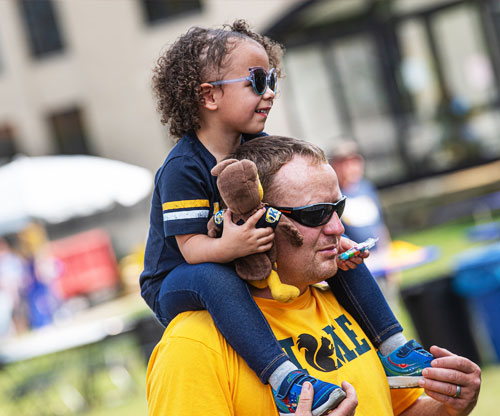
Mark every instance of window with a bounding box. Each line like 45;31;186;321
48;107;91;155
140;0;202;24
18;0;64;58
0;124;19;165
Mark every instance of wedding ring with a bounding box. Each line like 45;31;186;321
453;385;461;398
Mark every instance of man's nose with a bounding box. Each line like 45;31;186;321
323;212;344;235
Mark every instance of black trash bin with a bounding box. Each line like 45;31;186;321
400;275;481;364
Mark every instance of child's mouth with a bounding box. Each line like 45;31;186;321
255;108;270;116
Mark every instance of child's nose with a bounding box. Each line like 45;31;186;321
262;86;275;100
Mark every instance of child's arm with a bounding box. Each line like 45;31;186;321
176;207;274;264
337;236;370;271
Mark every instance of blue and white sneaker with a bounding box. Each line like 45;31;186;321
378;340;434;388
272;369;346;416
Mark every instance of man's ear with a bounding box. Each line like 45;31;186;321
199;83;218;111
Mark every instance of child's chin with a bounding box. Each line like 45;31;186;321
243;127;265;135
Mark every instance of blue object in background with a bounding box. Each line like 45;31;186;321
453;242;500;362
25;259;58;329
467;222;500;242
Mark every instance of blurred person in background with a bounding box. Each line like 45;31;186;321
17;223;61;329
0;236;28;337
329;141;399;307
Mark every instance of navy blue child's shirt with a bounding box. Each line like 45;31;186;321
140;130;266;311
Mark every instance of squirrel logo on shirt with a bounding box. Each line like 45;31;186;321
297;334;337;372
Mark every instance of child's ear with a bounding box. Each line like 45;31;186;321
199;83;218;110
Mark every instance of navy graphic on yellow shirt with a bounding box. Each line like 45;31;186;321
297;334;337;372
279;314;371;373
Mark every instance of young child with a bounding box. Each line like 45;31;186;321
140;20;432;415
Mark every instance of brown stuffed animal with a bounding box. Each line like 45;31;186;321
207;158;303;302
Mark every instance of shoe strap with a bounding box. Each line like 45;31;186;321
397;340;432;358
275;369;313;399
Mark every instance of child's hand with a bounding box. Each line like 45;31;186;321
337;236;369;271
219;207;275;261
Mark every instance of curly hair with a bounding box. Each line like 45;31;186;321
152;19;284;141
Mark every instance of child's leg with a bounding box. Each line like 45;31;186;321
156;262;288;382
327;263;403;348
156;262;346;413
328;263;433;388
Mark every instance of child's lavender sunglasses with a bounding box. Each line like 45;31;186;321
208;67;277;95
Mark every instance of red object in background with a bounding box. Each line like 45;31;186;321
50;229;119;299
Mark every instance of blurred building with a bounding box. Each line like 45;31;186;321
0;0;299;171
0;0;300;251
267;0;500;186
1;0;499;235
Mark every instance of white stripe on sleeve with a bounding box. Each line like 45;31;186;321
163;209;210;221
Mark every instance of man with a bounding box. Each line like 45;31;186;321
146;136;481;416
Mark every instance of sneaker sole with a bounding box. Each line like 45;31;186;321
311;388;347;416
278;388;347;416
388;375;423;389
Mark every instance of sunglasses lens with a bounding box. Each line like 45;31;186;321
252;69;267;94
299;198;345;226
300;205;334;227
336;198;346;219
269;70;277;93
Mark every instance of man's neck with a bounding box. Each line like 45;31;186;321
248;285;273;299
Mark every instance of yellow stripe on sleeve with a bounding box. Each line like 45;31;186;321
162;199;210;211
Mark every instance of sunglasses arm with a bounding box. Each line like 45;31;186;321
209;76;250;86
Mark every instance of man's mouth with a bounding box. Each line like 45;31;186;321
319;245;338;256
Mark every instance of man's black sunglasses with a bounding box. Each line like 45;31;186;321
274;196;346;227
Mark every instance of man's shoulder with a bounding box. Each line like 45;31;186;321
163;310;227;353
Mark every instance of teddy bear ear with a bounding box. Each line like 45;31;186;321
211;159;238;176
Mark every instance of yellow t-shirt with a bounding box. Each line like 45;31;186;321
146;287;422;415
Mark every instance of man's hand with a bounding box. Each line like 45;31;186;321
294;382;314;416
417;346;481;416
295;381;357;416
337;236;369;271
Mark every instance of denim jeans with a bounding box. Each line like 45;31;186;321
155;261;403;383
327;263;403;348
155;262;288;383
